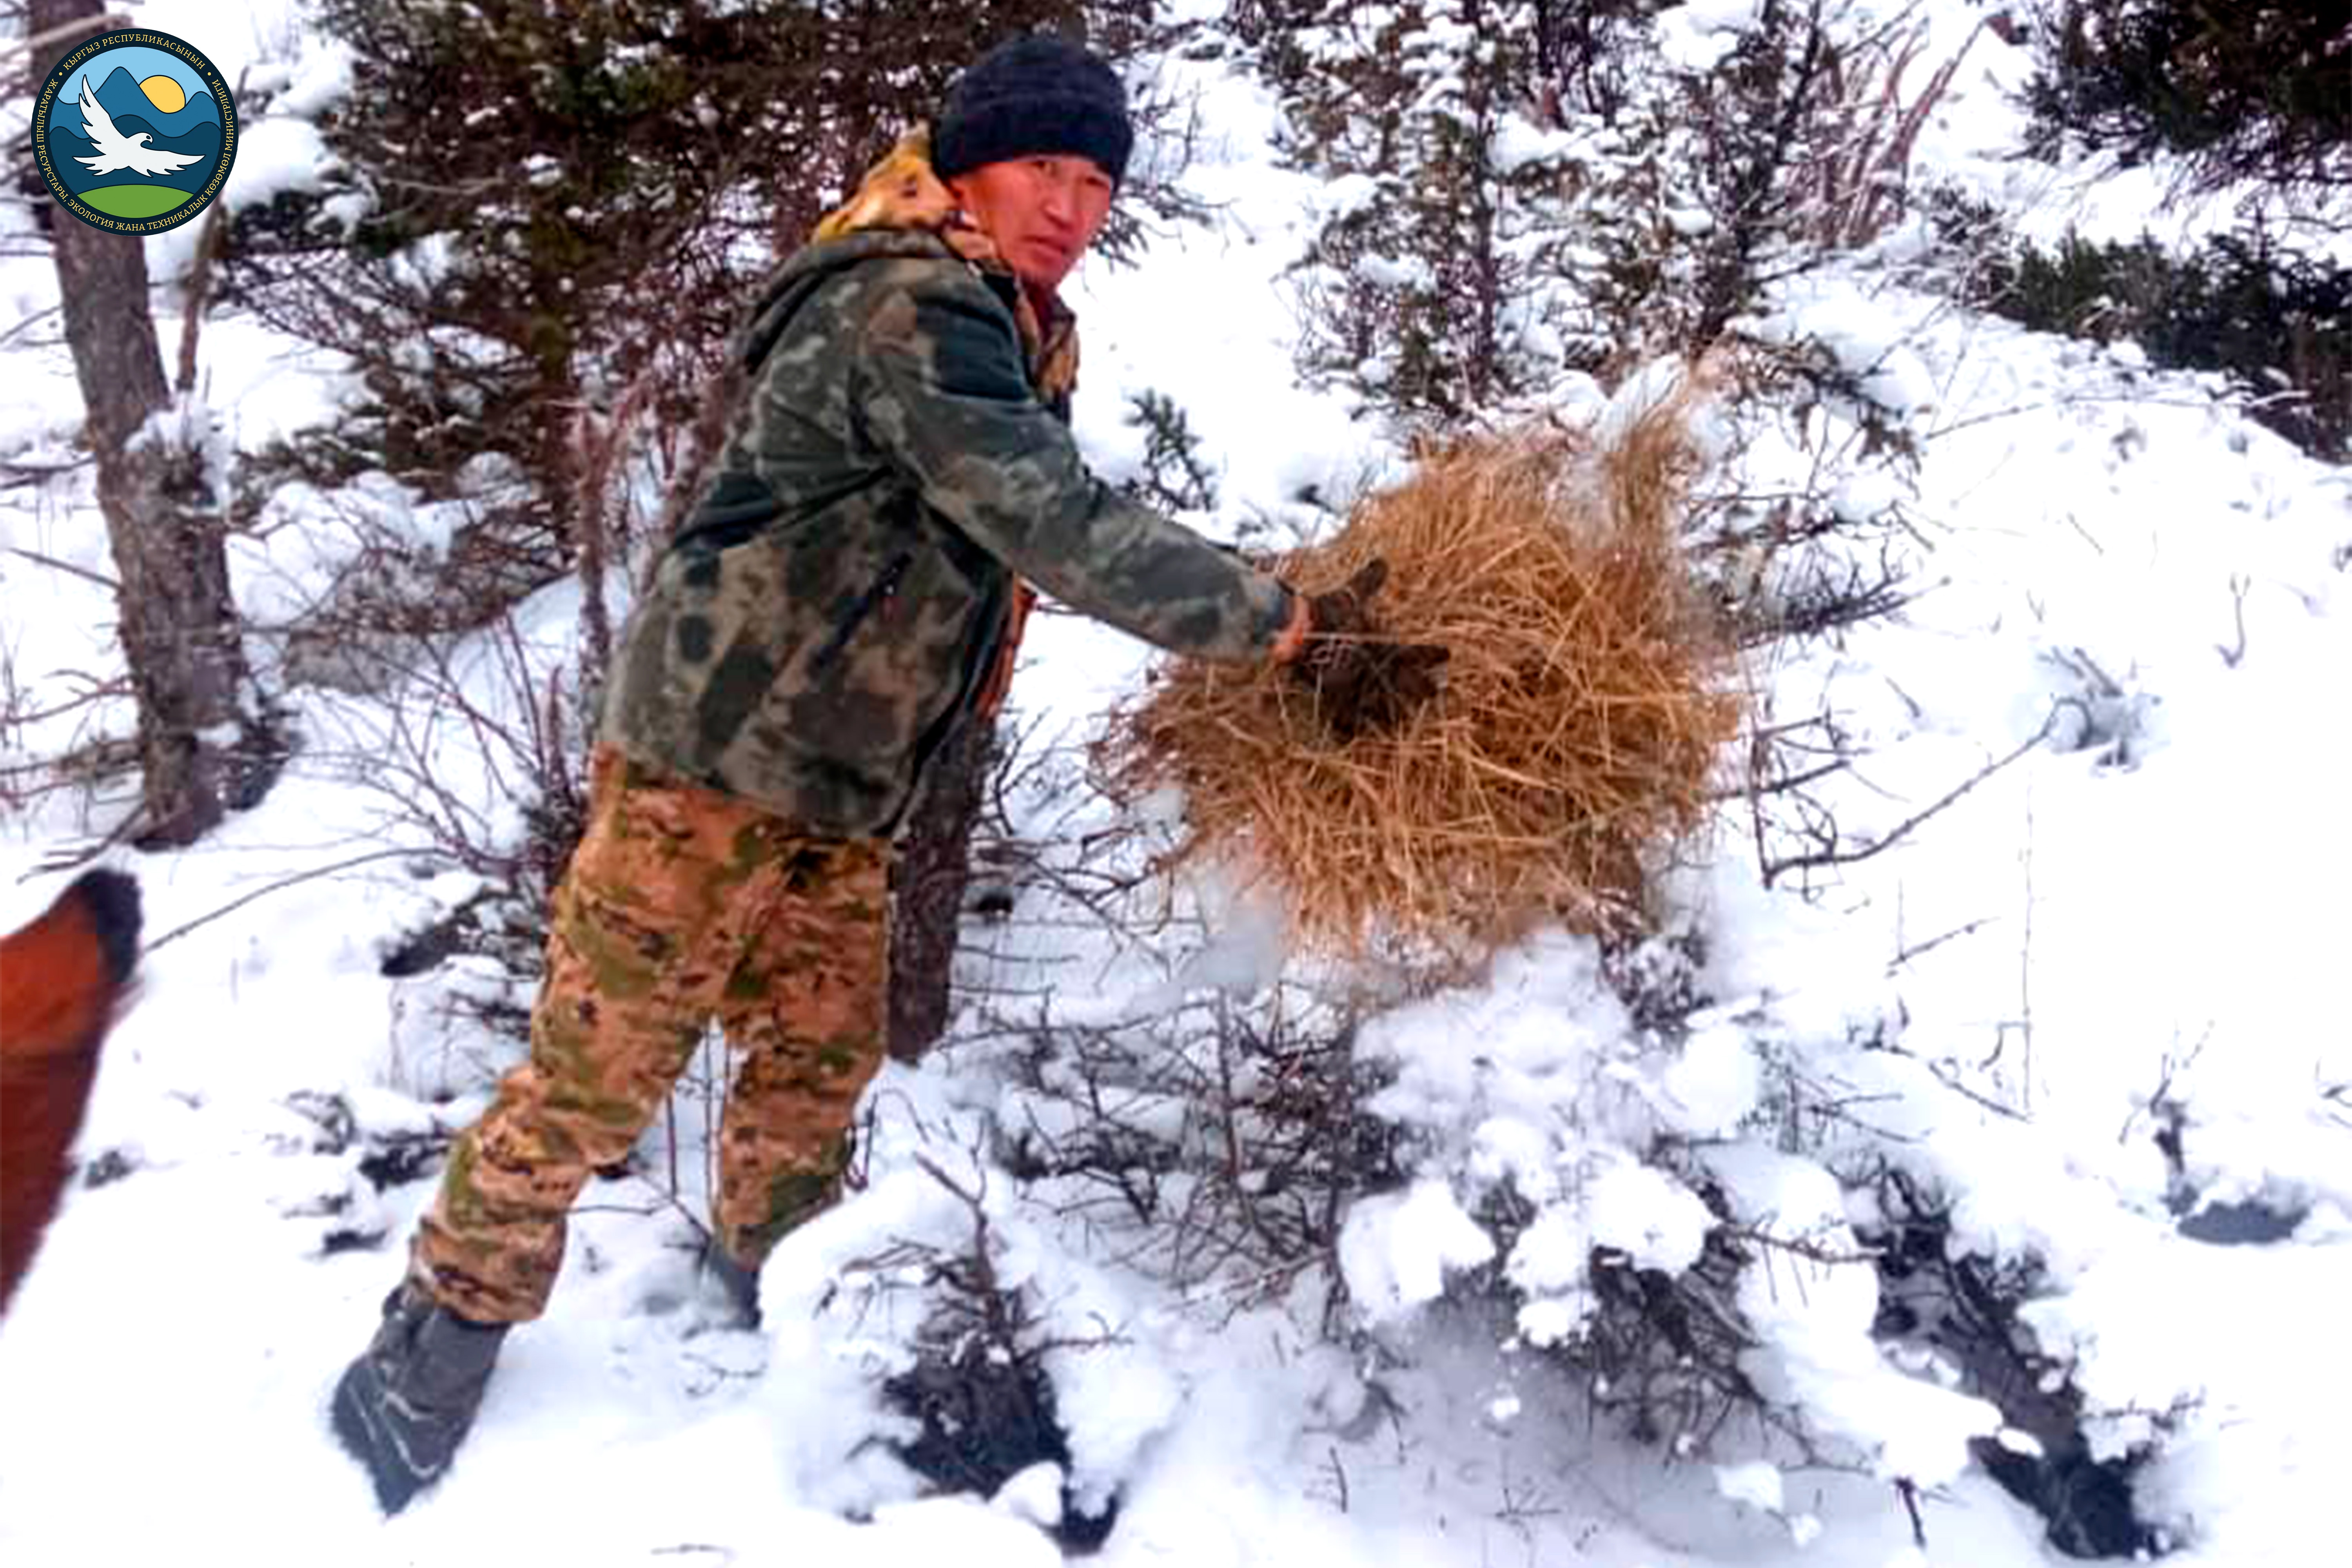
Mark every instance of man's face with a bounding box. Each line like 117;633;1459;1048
947;154;1116;296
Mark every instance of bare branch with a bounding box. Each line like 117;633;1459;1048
1765;708;2058;886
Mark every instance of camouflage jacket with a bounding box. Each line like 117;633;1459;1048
601;151;1298;838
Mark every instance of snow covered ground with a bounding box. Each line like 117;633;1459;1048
3;4;2347;1566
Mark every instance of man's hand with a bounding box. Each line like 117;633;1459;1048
1289;559;1449;739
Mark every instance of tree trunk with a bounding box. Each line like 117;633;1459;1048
888;717;998;1063
33;0;272;846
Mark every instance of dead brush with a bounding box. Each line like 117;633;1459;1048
1099;399;1744;957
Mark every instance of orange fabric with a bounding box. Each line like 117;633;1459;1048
978;581;1037;719
1;873;140;1314
1268;589;1313;664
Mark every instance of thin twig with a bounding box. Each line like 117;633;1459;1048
1766;708;2057;882
142;847;451;955
1887;914;1999;973
174;189;234;396
1896;1476;1927;1548
2215;573;2250;668
4;545;118;592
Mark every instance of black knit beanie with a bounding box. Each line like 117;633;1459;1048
933;34;1133;187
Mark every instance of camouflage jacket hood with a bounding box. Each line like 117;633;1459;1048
601;136;1296;837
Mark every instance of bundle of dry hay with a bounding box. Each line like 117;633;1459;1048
1099;397;1744;957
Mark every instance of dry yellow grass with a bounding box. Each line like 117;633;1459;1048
1098;398;1743;958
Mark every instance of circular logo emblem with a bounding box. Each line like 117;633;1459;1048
28;29;237;234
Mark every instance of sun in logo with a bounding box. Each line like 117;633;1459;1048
28;31;238;234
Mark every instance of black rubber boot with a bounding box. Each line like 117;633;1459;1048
330;1281;509;1515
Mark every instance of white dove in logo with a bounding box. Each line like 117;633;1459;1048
72;76;200;178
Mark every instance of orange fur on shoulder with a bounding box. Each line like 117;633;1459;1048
1;869;140;1314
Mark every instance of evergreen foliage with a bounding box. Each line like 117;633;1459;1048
1250;2;1570;425
1120;389;1220;514
223;0;1156;588
1966;216;2352;461
2024;1;2352;196
1247;0;1970;430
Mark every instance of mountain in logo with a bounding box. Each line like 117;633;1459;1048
91;65;220;140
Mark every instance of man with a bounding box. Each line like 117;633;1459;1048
330;33;1442;1515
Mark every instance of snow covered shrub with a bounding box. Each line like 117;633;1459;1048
1966;224;2352;461
225;1;759;535
1683;334;1923;657
245;462;566;696
862;1162;1123;1550
1637;0;1978;347
987;988;1406;1306
1253;0;1770;401
1525;0;1974;366
1255;0;1982;428
1309;913;2180;1557
1860;1169;2160;1558
1261;1;1573;425
2022;0;2352;200
1783;9;1990;253
224;0;1171;602
1334;928;2009;1523
740;987;1397;1531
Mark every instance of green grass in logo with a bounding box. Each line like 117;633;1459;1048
82;184;194;220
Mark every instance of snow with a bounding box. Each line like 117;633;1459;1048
1742;291;1941;416
1655;0;1766;74
1489;115;1572;178
1660;1021;1762;1136
227;109;334;214
1588;1159;1718;1275
1715;1458;1785;1513
4;3;2350;1567
1339;1178;1497;1325
2022;1233;2352;1556
1708;1142;2002;1486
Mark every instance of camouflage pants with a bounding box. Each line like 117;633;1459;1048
411;746;891;1324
